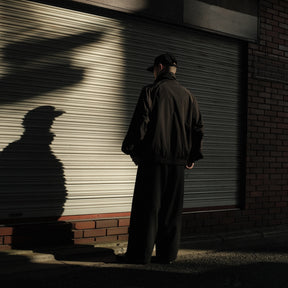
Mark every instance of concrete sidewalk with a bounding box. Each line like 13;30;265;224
1;226;288;287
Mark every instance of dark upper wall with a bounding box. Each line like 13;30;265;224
63;0;258;41
199;0;258;16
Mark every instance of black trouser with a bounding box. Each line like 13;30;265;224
126;163;185;264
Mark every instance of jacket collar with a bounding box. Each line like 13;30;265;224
154;71;176;84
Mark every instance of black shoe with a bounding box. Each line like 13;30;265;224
152;256;175;265
115;254;129;263
116;254;148;265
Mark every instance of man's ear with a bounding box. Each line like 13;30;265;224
159;63;165;71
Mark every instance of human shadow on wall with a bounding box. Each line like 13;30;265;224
0;106;69;247
1;4;104;247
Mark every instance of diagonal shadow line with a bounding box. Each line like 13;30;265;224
0;63;84;103
3;31;103;65
0;31;103;104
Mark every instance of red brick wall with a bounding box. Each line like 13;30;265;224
245;0;288;226
72;218;129;245
182;0;288;236
0;219;130;249
0;227;13;250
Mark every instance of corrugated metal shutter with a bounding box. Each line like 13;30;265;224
0;0;243;219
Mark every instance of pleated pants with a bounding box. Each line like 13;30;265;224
126;163;185;264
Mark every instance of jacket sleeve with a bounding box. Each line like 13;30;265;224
187;96;204;165
121;86;151;162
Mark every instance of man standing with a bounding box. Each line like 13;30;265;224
121;53;204;264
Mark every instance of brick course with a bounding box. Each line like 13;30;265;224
72;218;130;245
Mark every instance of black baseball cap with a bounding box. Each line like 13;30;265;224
147;53;178;72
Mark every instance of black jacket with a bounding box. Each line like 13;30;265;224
122;71;203;166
